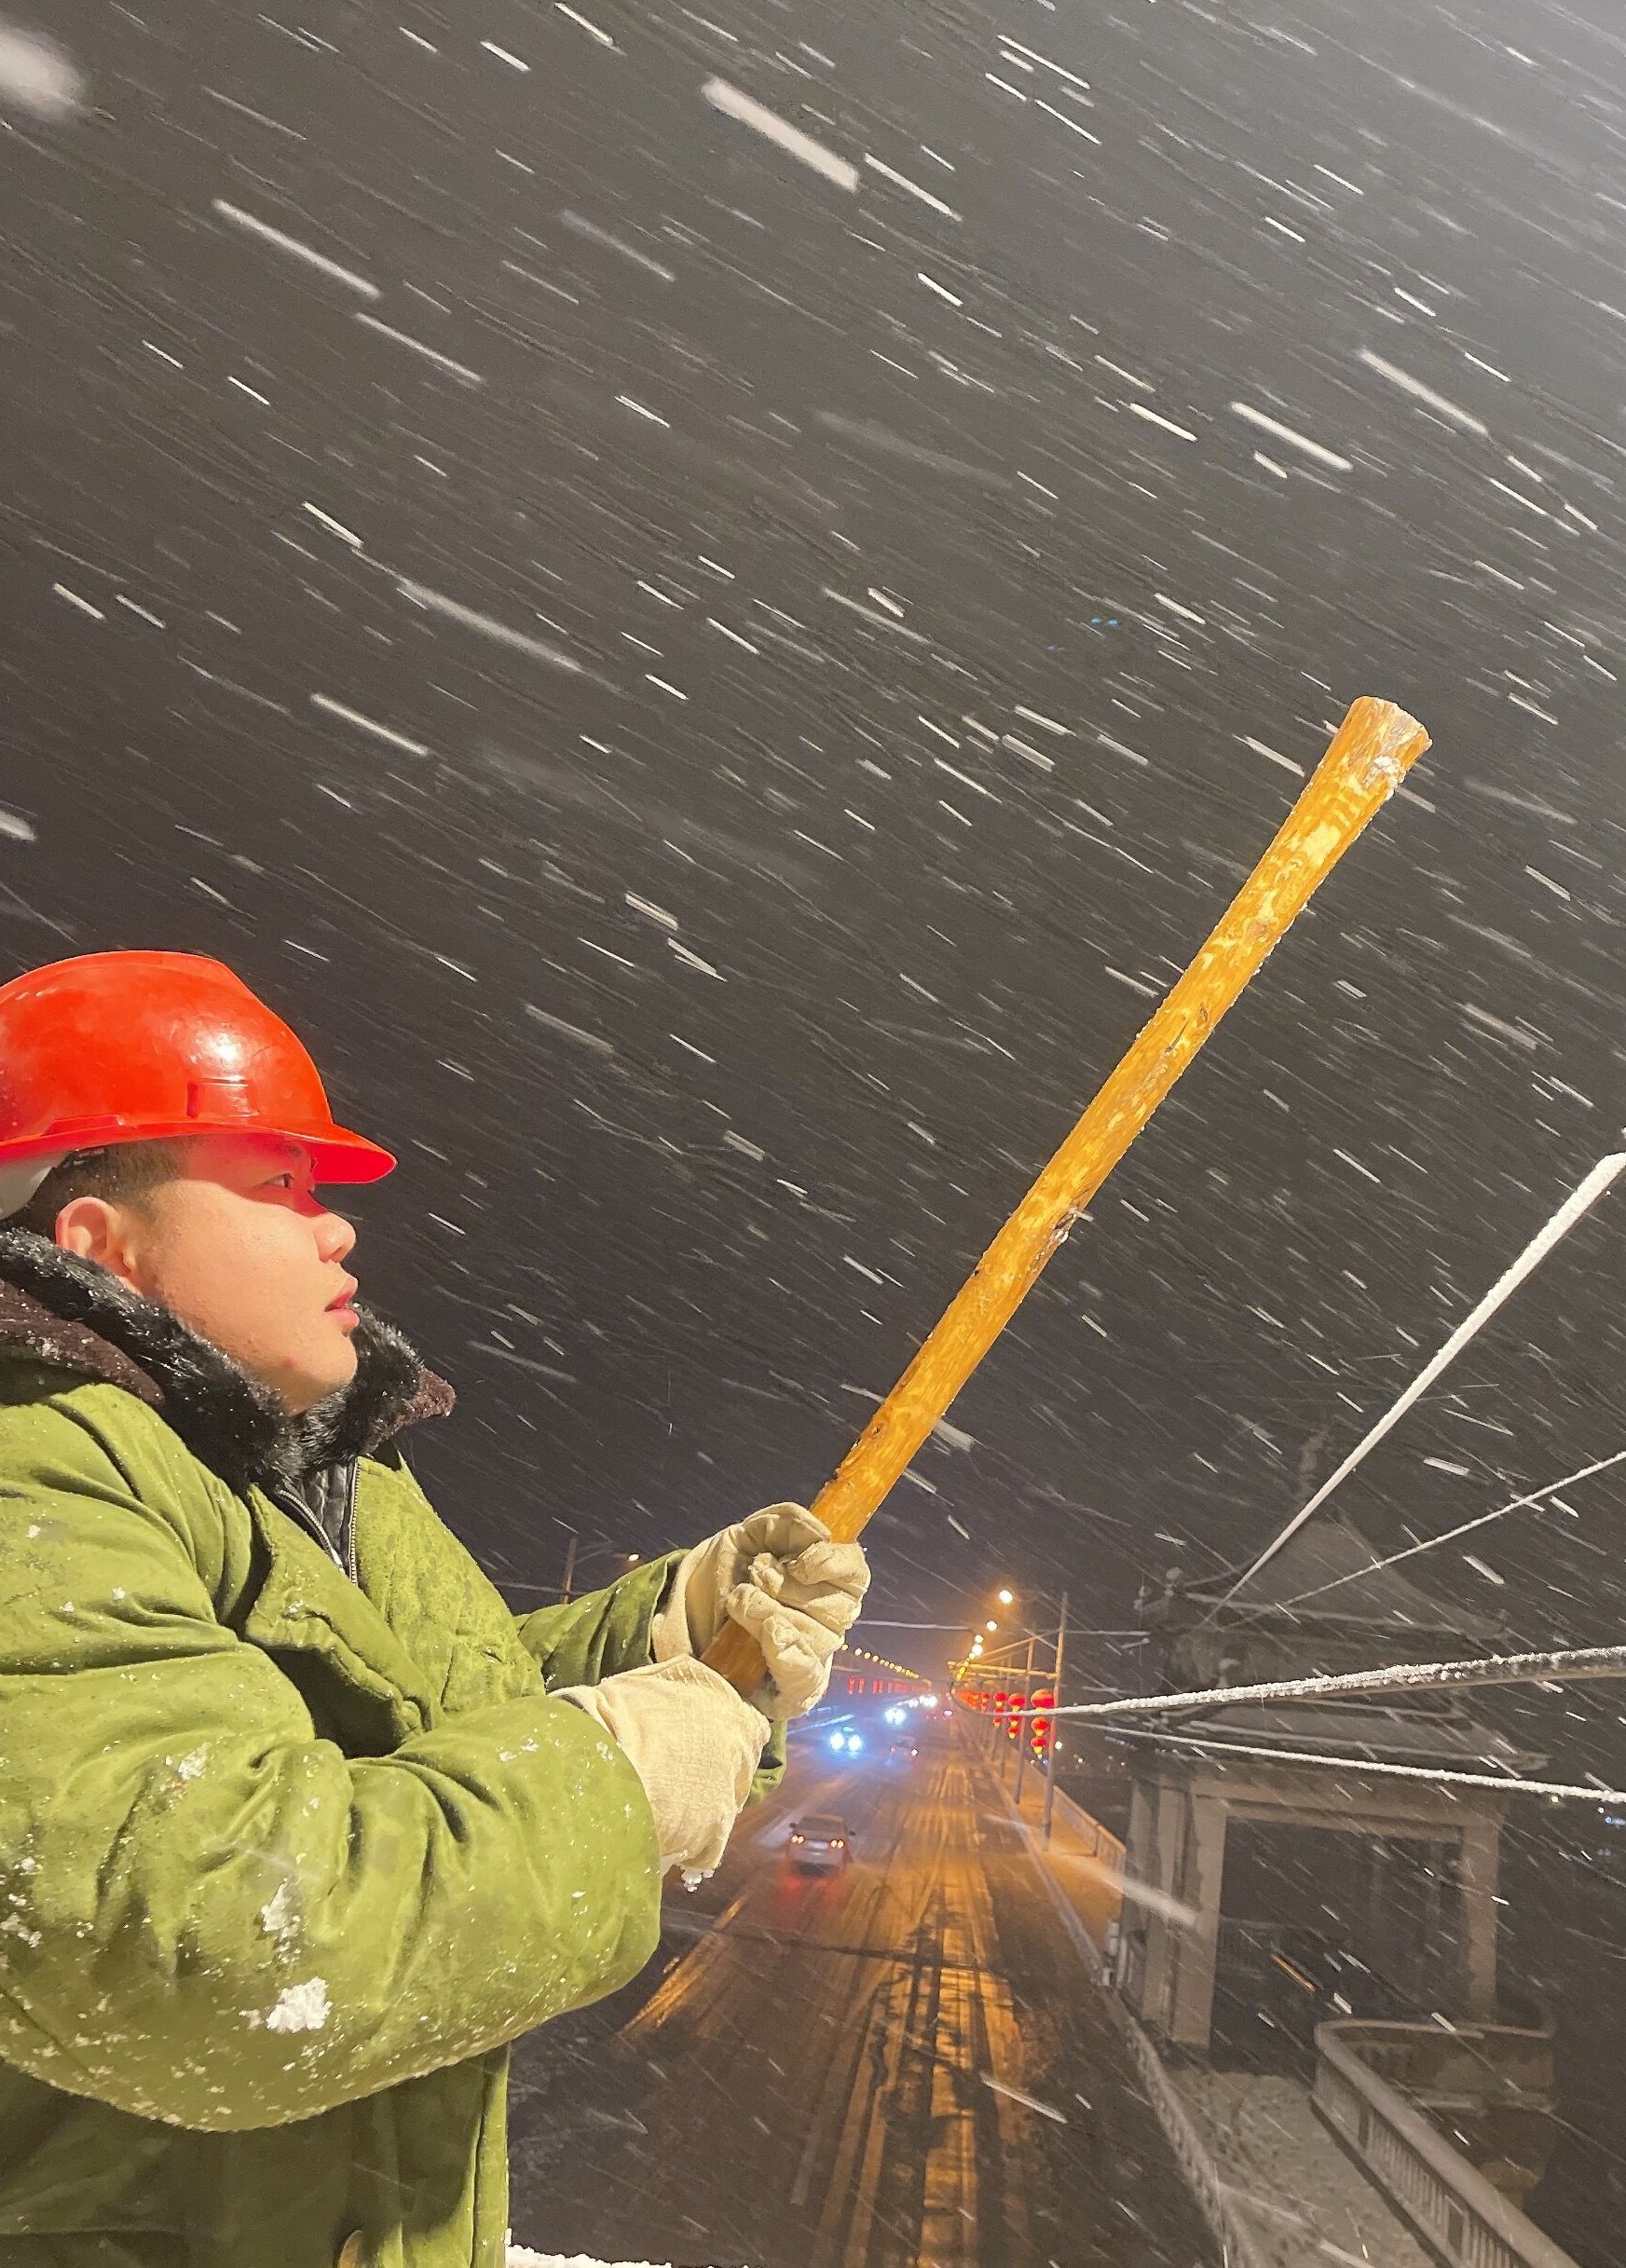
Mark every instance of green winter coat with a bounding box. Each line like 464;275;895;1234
0;1232;753;2268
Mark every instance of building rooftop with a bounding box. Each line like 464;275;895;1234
1147;1516;1505;1646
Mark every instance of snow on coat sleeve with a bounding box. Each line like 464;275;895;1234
517;1558;787;1798
0;1397;663;2133
514;1554;684;1687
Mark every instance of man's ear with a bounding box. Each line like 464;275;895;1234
53;1196;143;1288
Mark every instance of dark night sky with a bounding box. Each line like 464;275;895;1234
3;0;1625;1711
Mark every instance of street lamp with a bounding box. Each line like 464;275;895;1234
963;1580;1073;1843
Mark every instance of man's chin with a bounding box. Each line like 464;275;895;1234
279;1342;360;1416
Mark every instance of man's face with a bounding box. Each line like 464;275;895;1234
114;1133;360;1414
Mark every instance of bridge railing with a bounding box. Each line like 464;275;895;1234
1334;2006;1554;2105
1045;1782;1126;1867
1099;1974;1274;2268
1314;2022;1578;2268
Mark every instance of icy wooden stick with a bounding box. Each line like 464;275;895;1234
704;696;1429;1697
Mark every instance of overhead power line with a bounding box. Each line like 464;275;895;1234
1107;1728;1626;1808
1223;1150;1626;1603
1272;1445;1626;1613
1050;1640;1626;1720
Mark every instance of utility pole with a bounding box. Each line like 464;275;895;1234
560;1532;578;1605
1013;1633;1037;1802
1044;1592;1068;1849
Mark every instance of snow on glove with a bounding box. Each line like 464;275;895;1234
651;1502;870;1719
556;1656;772;1879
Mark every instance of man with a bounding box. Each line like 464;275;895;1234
0;951;868;2268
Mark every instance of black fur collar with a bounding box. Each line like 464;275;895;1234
0;1228;453;1497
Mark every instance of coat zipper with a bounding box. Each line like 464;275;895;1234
268;1465;360;1581
272;1488;346;1571
337;1459;360;1582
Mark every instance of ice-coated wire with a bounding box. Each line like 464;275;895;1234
1046;1641;1626;1720
1222;1151;1626;1603
1105;1728;1626;1807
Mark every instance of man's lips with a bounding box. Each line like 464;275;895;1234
326;1277;359;1316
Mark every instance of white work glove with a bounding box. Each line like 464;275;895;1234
651;1501;870;1719
556;1656;772;1880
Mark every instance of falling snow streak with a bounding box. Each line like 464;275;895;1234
353;315;485;386
309;693;430;757
701;78;859;191
211;200;380;299
388;577;590;675
1227;401;1352;472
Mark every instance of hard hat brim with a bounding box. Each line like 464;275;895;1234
294;1125;398;1184
0;1121;396;1185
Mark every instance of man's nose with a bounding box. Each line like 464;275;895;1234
315;1208;357;1266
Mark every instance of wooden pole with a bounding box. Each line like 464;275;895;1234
704;696;1429;1696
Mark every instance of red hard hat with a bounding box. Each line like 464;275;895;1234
0;952;395;1182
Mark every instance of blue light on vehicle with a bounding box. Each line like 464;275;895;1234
847;1733;864;1753
829;1731;848;1752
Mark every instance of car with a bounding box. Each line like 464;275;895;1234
888;1738;918;1761
787;1812;852;1872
